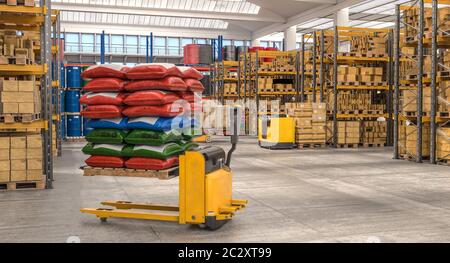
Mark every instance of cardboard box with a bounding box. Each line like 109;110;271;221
0;149;10;161
0;92;34;103
27;148;42;159
19;103;35;113
0;137;10;149
27;169;43;181
0;160;10;172
1;103;19;113
10;170;26;182
10;136;26;148
7;0;17;6
27;159;42;170
18;80;34;92
26;134;41;148
10;159;26;171
0;171;10;183
10;148;26;160
0;80;18;92
0;56;7;65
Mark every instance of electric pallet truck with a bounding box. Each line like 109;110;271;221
258;114;295;149
81;108;247;230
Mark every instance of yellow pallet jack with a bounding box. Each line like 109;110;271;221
258;114;295;150
81;108;247;230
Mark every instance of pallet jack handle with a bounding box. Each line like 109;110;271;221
226;107;239;168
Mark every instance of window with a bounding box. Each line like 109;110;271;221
81;33;94;53
246;40;251;47
126;35;138;54
181;38;193;47
196;39;207;44
273;41;282;50
234;40;244;47
139;36;147;55
95;34;110;53
296;42;301;49
154;36;166;55
65;33;79;52
167;37;180;55
223;39;232;46
111;35;124;54
260;41;270;47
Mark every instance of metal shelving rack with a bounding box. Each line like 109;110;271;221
300;32;321;103
394;0;450;164
320;26;393;147
0;1;53;188
51;10;62;157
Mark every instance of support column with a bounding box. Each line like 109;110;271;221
251;38;261;47
334;8;350;52
284;26;297;51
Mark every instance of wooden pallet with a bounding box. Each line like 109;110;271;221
361;143;385;148
335;143;360;148
297;143;327;149
65;137;86;142
0;113;41;124
82;166;179;180
0;180;45;191
437;159;450;166
339;52;387;58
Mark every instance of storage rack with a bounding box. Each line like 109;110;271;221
394;0;450;165
300;32;322;103
0;1;53;188
213;60;239;103
319;26;394;147
51;10;62;157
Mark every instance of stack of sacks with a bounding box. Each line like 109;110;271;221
80;63;205;170
80;64;129;168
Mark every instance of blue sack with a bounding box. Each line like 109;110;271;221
87;117;128;130
127;116;183;132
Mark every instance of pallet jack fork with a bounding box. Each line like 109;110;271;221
81;108;247;230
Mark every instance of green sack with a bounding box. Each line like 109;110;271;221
85;128;128;144
82;143;125;157
124;129;183;146
122;143;183;159
177;140;199;151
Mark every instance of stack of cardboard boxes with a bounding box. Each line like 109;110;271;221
403;6;450;42
0;30;36;65
286;102;327;146
224;83;237;94
328;91;385;112
335;66;383;84
399;122;430;158
0;133;43;184
437;127;450;163
362;121;387;145
0;77;40;114
351;36;387;56
257;77;273;92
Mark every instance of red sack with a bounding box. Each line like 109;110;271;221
125;156;178;170
81;65;127;79
184;78;204;92
125;77;187;92
80;92;127;106
85;155;125;168
178;66;203;80
123;103;183;118
177;91;201;103
124;63;182;80
81;105;123;119
124;90;180;106
83;78;126;92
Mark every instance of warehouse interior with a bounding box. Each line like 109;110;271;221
0;0;450;243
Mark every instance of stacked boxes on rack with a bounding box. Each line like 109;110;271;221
0;30;36;65
286;102;327;146
336;121;360;145
335;66;383;84
351;36;387;56
224;83;237;94
362;121;387;145
399;122;430;158
437;127;450;163
2;0;35;6
0;133;43;184
403;7;450;41
257;77;273;92
328;91;385;112
0;77;40;114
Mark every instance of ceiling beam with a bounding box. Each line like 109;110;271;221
251;0;366;39
52;3;286;23
292;0;337;3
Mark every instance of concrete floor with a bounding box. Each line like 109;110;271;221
0;136;449;243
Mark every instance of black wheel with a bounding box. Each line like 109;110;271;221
99;217;108;223
204;216;229;230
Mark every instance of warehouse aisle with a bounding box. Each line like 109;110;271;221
0;137;450;242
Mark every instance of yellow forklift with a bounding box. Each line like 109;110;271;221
81;108;247;230
258;114;295;149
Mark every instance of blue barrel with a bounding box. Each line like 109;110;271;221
60;90;65;112
65;90;80;112
60;115;66;138
82;117;93;136
60;63;66;88
66;115;82;137
66;66;82;88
